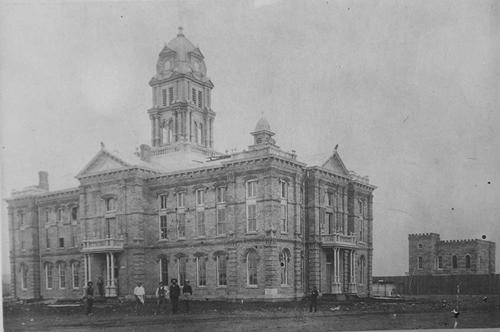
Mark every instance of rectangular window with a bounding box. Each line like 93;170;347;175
217;255;227;286
18;211;24;226
72;263;79;289
59;237;64;248
327;212;334;234
105;198;115;212
45;210;50;223
438;256;443;269
168;86;174;105
196;189;204;206
280;181;287;199
21;265;27;290
71;207;78;221
177;214;185;238
192;88;196;104
162;88;167;106
196;211;205;237
46;264;53;289
176;193;185;208
247;204;257;233
198;90;202;108
418;256;423;269
160;258;168;284
57;208;62;222
72;234;77;247
46;230;50;249
160;194;168;210
59;264;66;289
160;215;168;239
197;257;207;286
280;204;287;233
216;187;225;203
217;208;226;236
178;257;187;286
327;193;333;206
246;181;257;198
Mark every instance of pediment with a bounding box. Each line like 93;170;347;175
321;151;349;176
76;149;131;178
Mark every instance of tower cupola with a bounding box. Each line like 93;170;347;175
251;117;276;145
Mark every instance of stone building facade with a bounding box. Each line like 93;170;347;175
408;233;496;276
7;29;375;301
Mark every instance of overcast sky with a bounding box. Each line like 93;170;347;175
1;0;499;278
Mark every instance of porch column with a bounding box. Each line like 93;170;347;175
332;248;341;294
84;255;88;284
106;253;110;287
111;253;115;287
349;250;357;294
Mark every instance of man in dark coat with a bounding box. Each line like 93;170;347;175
182;280;193;312
169;278;181;314
83;281;95;315
309;286;319;312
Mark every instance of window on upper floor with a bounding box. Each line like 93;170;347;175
59;237;64;248
196;211;205;237
20;264;28;290
452;255;458;269
327;212;334;234
197;90;202;108
216;187;225;204
246;180;257;199
159;215;168;240
217;207;226;236
196;189;204;206
159;194;168;210
57;208;62;222
105;198;116;212
18;211;24;226
465;255;471;269
438;256;443;269
327;192;333;207
168;86;174;105
359;256;366;284
71;207;78;222
192;88;197;105
162;88;167;106
176;193;185;208
246;204;256;233
280;181;287;200
177;213;185;239
280;204;288;233
418;256;423;269
46;230;50;249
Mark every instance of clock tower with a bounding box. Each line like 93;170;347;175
148;27;216;155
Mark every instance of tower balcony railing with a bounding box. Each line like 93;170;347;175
321;233;357;247
81;237;125;253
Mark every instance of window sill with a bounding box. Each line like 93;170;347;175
216;285;227;289
245;232;257;235
215;234;227;238
280;284;291;288
246;285;258;289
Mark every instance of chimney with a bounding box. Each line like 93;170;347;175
38;171;49;191
139;144;152;162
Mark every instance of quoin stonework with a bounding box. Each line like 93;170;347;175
408;233;495;276
7;29;375;301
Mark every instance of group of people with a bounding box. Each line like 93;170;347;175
82;278;193;316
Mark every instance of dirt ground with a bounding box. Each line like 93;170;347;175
3;295;500;331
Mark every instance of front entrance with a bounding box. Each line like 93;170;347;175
84;252;120;297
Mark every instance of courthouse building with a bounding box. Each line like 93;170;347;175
7;29;375;300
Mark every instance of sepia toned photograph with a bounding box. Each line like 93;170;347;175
1;1;499;331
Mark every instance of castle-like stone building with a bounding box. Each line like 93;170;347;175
7;29;375;301
408;233;495;276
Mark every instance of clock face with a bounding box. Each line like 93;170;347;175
163;60;171;71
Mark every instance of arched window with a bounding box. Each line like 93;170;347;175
58;262;66;289
45;263;53;289
162;126;168;145
247;251;258;286
359;256;366;285
452;255;458;269
177;256;187;286
216;254;227;286
465;255;471;269
159;257;168;284
280;249;290;286
71;262;80;289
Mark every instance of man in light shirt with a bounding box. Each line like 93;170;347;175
133;281;146;315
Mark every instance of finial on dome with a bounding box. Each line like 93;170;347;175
177;26;184;37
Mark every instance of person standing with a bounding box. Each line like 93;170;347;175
83;281;95;316
169;278;181;314
134;281;146;315
155;281;169;314
183;280;193;313
309;286;319;312
97;276;104;297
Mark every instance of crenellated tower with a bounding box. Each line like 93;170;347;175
147;27;216;155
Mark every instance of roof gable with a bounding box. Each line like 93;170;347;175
320;151;349;176
76;149;132;178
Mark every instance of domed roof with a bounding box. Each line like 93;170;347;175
166;28;197;63
254;117;272;132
